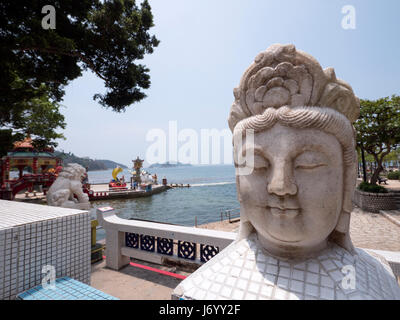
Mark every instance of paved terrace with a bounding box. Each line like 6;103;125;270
90;204;400;300
91;259;191;300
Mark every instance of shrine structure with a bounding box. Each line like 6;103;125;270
0;137;61;200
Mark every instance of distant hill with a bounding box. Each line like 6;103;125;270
94;159;128;170
148;162;192;168
55;151;128;171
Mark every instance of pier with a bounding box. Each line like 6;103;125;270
168;183;190;188
87;183;171;201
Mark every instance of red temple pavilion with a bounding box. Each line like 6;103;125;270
0;137;61;200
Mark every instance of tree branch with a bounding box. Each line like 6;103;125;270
15;46;108;83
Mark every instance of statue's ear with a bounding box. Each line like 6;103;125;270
329;210;355;253
236;176;255;241
335;210;349;233
235;174;242;202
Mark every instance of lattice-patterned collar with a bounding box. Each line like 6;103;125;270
173;234;400;300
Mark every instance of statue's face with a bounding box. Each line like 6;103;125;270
236;123;343;254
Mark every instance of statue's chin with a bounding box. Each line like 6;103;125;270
259;207;305;243
264;230;303;244
256;223;332;259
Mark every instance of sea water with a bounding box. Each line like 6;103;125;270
88;165;239;239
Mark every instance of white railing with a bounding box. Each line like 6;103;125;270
96;207;237;270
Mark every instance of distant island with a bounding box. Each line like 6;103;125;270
55;151;128;171
148;162;192;168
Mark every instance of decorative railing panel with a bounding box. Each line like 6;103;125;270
125;233;139;249
177;241;197;260
140;235;155;252
157;237;173;256
200;244;219;263
97;207;237;270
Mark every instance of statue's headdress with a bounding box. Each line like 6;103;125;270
228;44;359;131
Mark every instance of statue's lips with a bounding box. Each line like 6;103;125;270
264;206;303;243
268;206;300;218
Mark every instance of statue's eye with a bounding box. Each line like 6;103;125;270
294;151;327;170
235;148;269;171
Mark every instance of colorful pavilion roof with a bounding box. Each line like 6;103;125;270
2;137;58;160
13;137;34;150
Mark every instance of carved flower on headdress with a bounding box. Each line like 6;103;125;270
228;44;360;131
245;62;313;115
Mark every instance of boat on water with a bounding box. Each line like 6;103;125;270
84;184;170;201
83;159;171;201
108;167;127;190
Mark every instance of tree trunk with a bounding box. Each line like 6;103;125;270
361;145;367;183
370;164;383;185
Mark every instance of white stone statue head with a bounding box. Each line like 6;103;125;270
229;44;360;259
59;163;87;181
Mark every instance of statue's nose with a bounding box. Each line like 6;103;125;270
267;162;298;196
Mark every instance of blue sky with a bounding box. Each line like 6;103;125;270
57;0;400;166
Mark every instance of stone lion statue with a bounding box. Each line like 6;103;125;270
46;163;90;210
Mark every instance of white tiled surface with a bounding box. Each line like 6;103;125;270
0;200;87;229
0;200;91;300
173;234;400;300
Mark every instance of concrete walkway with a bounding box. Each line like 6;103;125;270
90;259;191;300
385;179;400;190
350;207;400;251
379;210;400;228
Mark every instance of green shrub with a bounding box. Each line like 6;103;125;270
358;182;388;193
387;171;400;180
